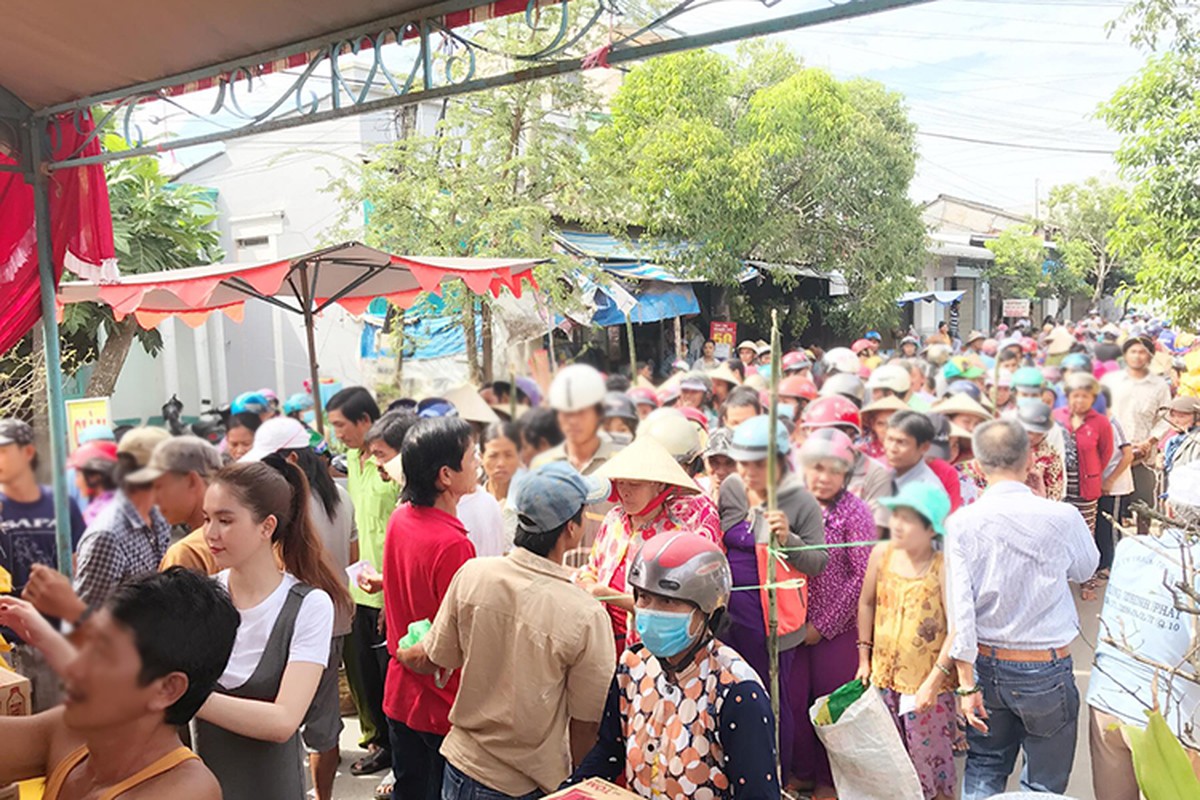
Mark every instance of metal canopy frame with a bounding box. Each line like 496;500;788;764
3;0;931;575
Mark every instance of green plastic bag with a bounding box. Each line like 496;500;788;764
398;619;431;650
824;679;868;725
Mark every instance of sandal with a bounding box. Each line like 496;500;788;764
1080;578;1100;602
351;746;391;776
374;775;395;800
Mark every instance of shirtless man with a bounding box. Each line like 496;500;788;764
0;567;238;799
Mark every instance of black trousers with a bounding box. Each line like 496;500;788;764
388;718;445;800
349;604;391;750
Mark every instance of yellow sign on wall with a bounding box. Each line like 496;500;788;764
64;397;112;452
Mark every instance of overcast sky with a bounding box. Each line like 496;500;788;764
155;0;1146;217
687;0;1145;212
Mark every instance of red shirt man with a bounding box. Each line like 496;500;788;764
380;417;480;800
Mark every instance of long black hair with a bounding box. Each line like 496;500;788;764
285;446;341;520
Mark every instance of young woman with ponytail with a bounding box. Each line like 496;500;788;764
191;456;353;800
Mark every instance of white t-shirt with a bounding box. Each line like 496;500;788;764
1088;529;1200;747
215;571;334;690
456;488;506;558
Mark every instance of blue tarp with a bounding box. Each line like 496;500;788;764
591;281;700;325
555;231;760;284
360;295;481;362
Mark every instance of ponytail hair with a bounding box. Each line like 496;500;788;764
212;459;353;617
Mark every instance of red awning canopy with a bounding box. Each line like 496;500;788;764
56;242;541;328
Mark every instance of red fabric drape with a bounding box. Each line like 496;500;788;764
0;111;116;355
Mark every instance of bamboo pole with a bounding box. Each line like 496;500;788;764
626;316;638;383
766;309;782;767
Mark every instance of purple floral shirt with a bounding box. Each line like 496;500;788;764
808;490;877;639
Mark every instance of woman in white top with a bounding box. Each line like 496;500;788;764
479;421;524;553
192;457;353;800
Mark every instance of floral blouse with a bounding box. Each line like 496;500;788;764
808;490;876;639
576;490;721;646
871;544;948;695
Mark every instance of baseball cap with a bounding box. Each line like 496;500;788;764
126;435;223;483
116;427;172;471
1123;335;1155;355
0;419;34;447
78;424;115;444
515;462;610;535
242;417;312;462
68;440;118;470
679;372;713;393
881;482;951;535
704;427;733;459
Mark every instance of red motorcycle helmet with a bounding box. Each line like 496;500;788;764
779;375;818;401
628;387;660;409
800;395;862;435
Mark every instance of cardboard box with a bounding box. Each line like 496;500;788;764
0;667;31;718
543;779;641;800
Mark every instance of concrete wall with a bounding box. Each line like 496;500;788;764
109;99;446;421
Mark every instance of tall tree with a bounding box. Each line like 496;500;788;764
1045;178;1133;306
984;226;1086;314
60;135;222;395
585;43;926;335
327;18;602;378
1100;0;1200;323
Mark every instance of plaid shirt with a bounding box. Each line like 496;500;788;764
73;492;171;609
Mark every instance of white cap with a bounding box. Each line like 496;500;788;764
638;407;703;463
242;416;311;462
548;364;607;412
866;363;911;394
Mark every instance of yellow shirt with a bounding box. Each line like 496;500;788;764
160;529;218;575
870;544;948;694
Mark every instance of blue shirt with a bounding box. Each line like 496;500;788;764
0;486;85;593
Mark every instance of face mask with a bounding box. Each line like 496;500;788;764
635;608;697;659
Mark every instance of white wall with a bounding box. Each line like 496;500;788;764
110;99;445;421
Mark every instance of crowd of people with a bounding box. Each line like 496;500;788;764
0;310;1198;800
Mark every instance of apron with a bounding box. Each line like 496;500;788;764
193;583;312;800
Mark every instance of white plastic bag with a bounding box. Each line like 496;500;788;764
810;686;924;800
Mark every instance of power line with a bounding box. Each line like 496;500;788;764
918;130;1115;154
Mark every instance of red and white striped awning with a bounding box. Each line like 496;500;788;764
57;242;541;328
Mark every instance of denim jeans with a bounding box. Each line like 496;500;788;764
962;654;1080;800
441;762;543;800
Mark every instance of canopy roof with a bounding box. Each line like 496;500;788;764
56;242;541;328
2;0;523;111
897;290;966;307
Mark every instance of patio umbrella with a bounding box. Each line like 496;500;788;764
57;241;543;433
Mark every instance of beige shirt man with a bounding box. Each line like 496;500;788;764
422;549;614;795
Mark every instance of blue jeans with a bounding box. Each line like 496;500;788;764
962;653;1080;800
441;762;542;800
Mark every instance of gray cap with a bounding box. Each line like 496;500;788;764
705;427;733;459
926;412;951;461
680;372;713;393
0;419;34;447
515;462;610;535
1016;401;1054;434
126;435;223;484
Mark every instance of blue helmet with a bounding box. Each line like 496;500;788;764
282;392;314;415
417;398;458;419
727;414;791;461
945;380;982;403
232;391;271;415
1061;353;1093;374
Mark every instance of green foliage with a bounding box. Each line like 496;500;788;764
586;46;926;335
60;134;222;356
326;16;604;321
1045;178;1133;302
1125;710;1200;798
984;227;1046;300
1100;1;1200;324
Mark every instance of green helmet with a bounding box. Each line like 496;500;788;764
1012;366;1045;390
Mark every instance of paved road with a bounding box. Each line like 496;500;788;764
328;586;1107;799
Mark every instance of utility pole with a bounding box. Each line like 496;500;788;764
1034;178;1040;221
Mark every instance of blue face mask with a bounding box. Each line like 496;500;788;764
635;608;697;659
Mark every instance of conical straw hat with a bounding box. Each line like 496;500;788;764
595;436;699;493
444;384;500;424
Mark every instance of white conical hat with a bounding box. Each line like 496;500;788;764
595;436;699;493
